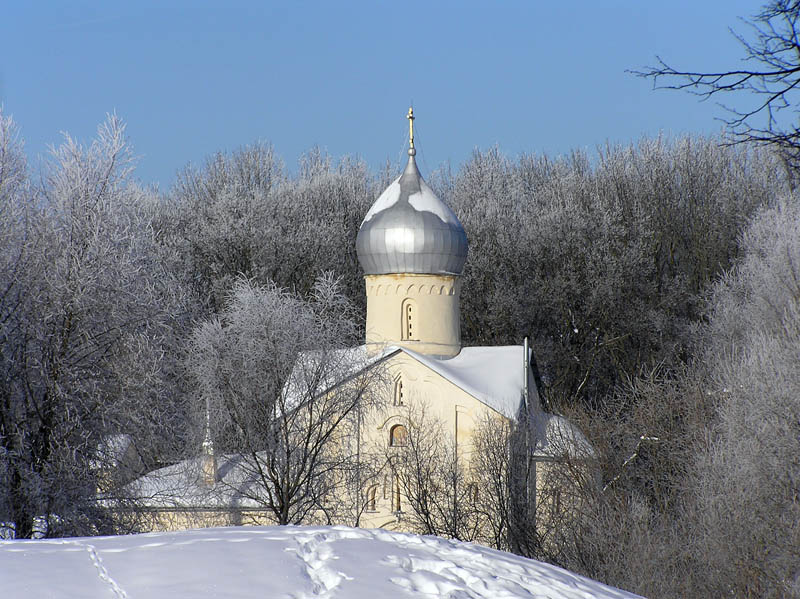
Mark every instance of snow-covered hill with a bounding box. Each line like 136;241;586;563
0;525;642;598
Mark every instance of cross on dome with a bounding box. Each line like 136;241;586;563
407;107;416;155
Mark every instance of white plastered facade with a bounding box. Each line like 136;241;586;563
357;348;522;530
364;273;462;358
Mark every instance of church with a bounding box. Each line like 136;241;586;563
127;109;587;534
350;108;545;530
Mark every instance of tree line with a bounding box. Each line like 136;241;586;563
1;108;798;597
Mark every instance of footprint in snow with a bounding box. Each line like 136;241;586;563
287;531;351;599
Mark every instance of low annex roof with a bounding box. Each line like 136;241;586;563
125;454;265;509
533;413;595;460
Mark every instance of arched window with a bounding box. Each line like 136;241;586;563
389;424;408;447
365;485;378;512
393;475;402;512
394;378;405;406
401;299;416;340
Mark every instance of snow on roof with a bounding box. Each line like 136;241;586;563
125;454;266;509
356;154;468;276
289;344;534;420
285;345;381;401
407;177;461;224
399;345;533;419
361;173;461;226
0;525;644;599
534;413;596;460
362;177;401;221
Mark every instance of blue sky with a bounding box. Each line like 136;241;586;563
1;1;757;189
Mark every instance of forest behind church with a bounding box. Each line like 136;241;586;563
1;106;798;598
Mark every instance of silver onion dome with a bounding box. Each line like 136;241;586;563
356;149;468;276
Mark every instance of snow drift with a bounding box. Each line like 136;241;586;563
0;525;643;598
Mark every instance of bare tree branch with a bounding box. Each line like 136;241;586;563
632;1;800;167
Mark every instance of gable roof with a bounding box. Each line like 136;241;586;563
290;344;537;420
394;345;534;420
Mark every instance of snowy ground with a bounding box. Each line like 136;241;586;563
0;525;643;598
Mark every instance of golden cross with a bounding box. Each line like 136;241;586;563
407;107;415;150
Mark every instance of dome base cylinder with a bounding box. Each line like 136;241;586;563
364;273;462;358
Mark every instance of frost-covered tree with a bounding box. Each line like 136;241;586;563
0;112;187;538
687;197;800;597
186;275;384;525
541;197;800;598
166;146;374;314
442;137;788;410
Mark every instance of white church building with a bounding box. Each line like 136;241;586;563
128;109;587;534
